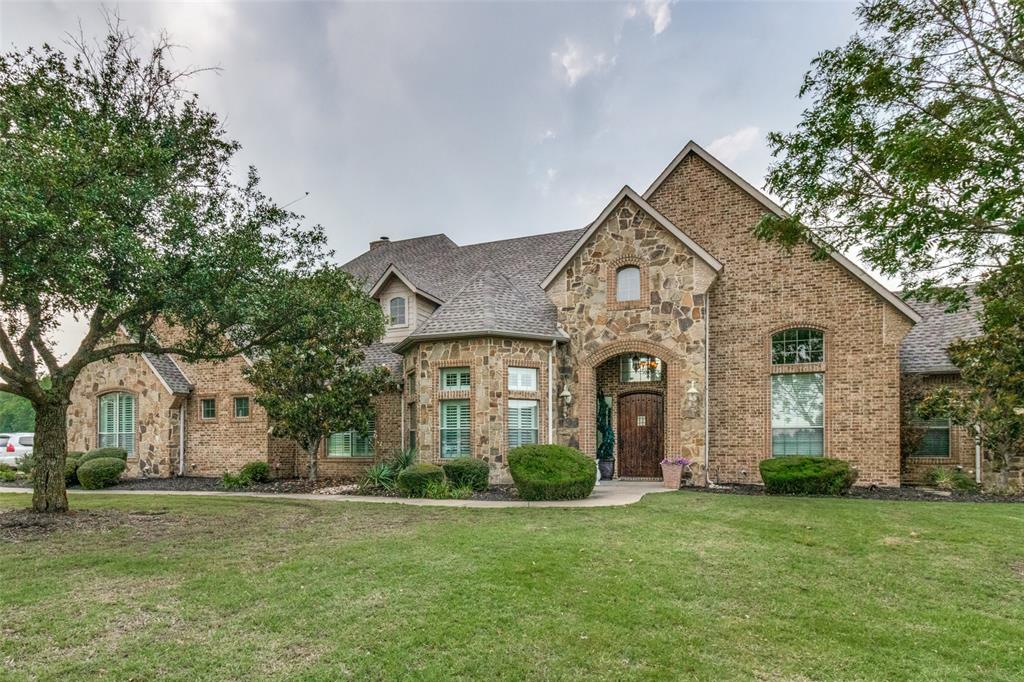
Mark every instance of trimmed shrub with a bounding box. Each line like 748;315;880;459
64;458;80;486
759;457;858;496
396;463;444;497
507;445;596;501
239;461;271;484
0;469;17;482
79;448;129;466
442;457;489;492
77;457;126;489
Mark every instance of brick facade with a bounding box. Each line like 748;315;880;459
646;153;913;486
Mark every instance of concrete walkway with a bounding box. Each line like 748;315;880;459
0;480;673;509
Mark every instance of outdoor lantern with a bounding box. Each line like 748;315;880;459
631;354;640;372
686;380;700;407
560;385;573;406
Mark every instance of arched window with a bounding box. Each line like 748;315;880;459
389;297;406;326
98;392;136;455
615;266;641;302
771;328;824;365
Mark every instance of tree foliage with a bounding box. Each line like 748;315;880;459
0;19;344;511
757;0;1024;304
244;267;390;481
918;260;1024;488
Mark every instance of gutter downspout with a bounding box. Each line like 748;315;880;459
975;425;982;486
548;340;555;444
704;295;720;488
178;404;186;476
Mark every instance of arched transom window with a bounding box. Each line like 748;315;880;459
615;266;641;302
771;328;824;365
389;297;407;326
98;392;136;455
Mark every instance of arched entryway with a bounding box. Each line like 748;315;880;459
617;391;664;477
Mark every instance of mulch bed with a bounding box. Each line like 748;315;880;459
0;508;177;542
680;483;1024;503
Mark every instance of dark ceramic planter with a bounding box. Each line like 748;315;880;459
598;458;615;481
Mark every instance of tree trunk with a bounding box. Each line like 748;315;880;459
31;400;70;513
306;436;321;483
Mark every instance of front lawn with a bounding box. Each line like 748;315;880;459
1;492;1022;680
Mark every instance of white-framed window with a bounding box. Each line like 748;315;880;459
233;397;250;418
508;399;539;448
98;392;136;456
615;266;641;302
771;373;824;456
772;328;824;365
328;415;375;457
200;398;216;420
440;399;470;458
508;367;538;392
620;355;663;382
912;416;951;457
389;297;407;326
440;367;471;391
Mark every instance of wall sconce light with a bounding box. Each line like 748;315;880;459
560;386;573;406
686;380;700;408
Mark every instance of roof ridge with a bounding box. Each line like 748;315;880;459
450;227;586;251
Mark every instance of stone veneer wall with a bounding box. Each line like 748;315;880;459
404;337;552;483
646;153;914;486
67;353;179;478
595;356;668;477
546;196;715;479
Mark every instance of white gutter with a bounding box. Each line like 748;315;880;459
178;405;186;476
548;340;555;444
704;295;718;487
975;426;982;485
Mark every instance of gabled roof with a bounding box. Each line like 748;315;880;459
642;140;922;324
541;185;722;290
141;353;193;395
368;264;445;305
360;342;404;376
899;288;982;374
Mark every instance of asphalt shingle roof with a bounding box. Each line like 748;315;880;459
899;289;982;374
342;229;585;345
360;342;403;376
142;353;193;394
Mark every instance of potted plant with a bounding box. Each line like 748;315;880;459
596;391;615;480
660;457;691;490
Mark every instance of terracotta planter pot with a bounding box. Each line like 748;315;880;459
661;463;685;489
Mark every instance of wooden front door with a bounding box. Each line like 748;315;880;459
617;392;664;478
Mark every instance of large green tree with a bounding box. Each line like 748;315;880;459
757;0;1024;302
0;24;339;512
244;268;390;482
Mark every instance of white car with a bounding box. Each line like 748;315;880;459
0;433;33;468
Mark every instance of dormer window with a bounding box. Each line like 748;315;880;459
615;266;641;302
389;297;407;326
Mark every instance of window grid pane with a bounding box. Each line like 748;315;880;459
201;399;216;419
771;373;824;456
508;367;538;392
616;266;641;302
233;397;250;418
772;328;824;365
441;399;470;457
441;368;471;390
389;297;406;325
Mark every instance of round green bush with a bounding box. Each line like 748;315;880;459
78;448;129;466
507;445;596;501
64;457;80;486
759;456;858;496
239;460;271;484
77;457;127;489
396;463;444;497
442;457;489;492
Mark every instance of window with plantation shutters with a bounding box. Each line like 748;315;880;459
508;367;538;392
440;399;470;458
508;399;538;448
328;414;375;457
771;373;824;456
440;367;470;391
97;392;136;456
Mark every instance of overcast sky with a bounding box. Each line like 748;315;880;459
2;0;870;358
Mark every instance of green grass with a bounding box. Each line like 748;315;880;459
1;492;1023;681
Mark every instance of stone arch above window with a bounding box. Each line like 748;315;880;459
771;327;824;366
607;257;649;310
389;296;407;326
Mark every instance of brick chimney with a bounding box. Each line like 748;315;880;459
369;236;390;250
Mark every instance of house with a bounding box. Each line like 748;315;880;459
66;140;990;487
